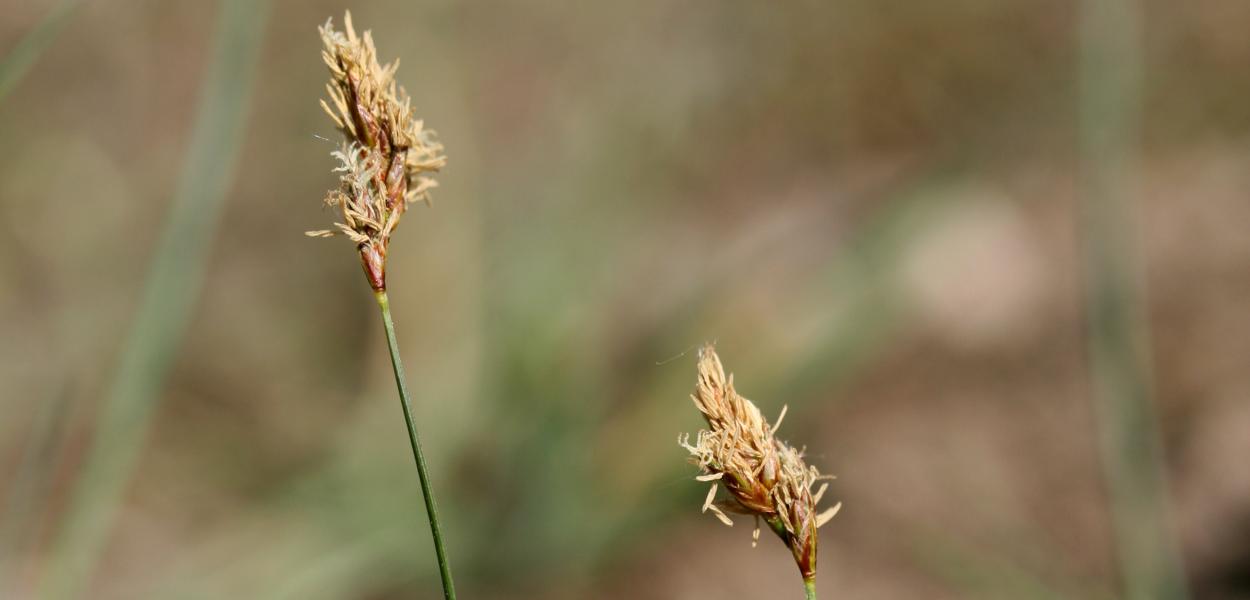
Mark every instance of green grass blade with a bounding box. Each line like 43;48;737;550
37;1;271;597
1078;1;1190;598
0;0;83;103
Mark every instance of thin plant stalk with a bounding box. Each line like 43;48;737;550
308;13;451;598
805;579;817;600
375;290;456;600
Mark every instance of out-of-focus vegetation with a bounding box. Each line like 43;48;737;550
2;1;1249;598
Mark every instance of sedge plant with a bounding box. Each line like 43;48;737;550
306;12;454;599
680;345;842;600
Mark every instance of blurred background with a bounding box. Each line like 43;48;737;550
2;0;1248;598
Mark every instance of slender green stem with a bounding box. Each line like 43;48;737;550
374;290;457;600
805;578;817;600
1078;0;1188;599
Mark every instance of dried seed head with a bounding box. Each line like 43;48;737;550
306;11;447;291
679;344;840;585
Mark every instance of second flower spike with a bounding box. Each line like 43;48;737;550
680;344;841;597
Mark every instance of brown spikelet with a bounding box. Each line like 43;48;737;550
306;11;447;291
679;344;841;586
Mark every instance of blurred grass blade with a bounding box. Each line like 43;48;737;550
38;1;271;597
1077;1;1189;598
770;176;950;405
910;532;1072;600
0;387;72;593
0;0;83;103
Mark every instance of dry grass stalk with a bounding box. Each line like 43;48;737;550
680;344;841;594
306;11;446;292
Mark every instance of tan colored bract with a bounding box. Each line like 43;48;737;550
306;11;446;291
680;345;841;584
